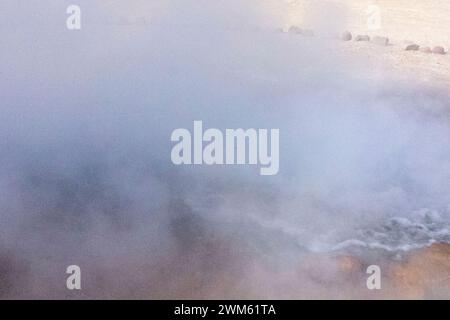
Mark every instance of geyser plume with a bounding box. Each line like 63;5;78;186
0;0;449;298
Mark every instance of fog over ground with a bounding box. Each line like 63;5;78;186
0;1;449;298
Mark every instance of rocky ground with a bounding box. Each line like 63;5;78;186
326;243;450;299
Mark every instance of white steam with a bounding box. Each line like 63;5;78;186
0;0;449;298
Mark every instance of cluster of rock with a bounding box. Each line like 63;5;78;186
287;26;314;37
341;30;447;55
341;32;389;46
399;44;445;54
281;26;448;55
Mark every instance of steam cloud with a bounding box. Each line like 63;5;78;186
0;0;449;298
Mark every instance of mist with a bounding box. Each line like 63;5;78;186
1;1;450;299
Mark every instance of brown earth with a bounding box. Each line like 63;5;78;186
330;243;450;299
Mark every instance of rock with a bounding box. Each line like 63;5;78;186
372;36;389;46
288;26;303;35
432;46;446;54
420;46;432;53
355;35;370;42
287;26;314;37
405;44;420;51
341;31;352;41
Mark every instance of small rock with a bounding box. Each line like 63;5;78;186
372;36;389;46
420;46;432;53
341;31;352;41
405;44;420;51
432;46;446;55
355;35;370;42
288;26;303;35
